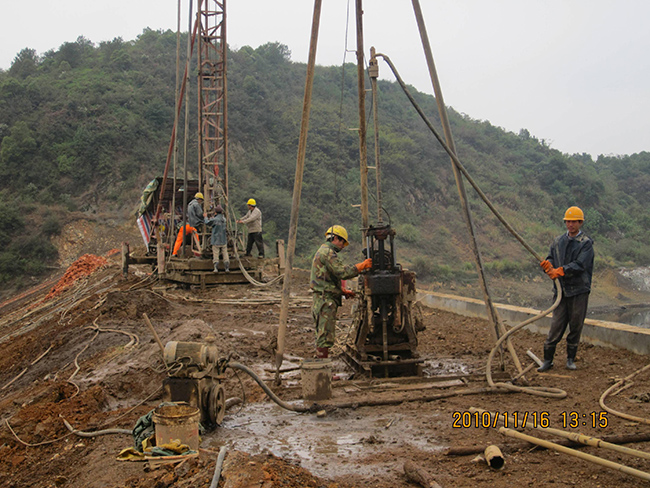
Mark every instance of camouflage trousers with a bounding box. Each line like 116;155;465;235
312;293;341;348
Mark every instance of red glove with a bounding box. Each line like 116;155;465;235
539;260;552;272
355;258;373;272
342;288;356;299
547;267;565;280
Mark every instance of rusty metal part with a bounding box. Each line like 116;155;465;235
197;0;228;202
163;341;219;375
208;384;226;425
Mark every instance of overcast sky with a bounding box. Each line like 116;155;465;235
1;0;648;158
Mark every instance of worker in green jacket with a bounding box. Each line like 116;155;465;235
310;225;372;358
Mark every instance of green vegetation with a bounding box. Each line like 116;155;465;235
1;30;649;292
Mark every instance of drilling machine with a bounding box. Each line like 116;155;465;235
343;223;423;377
161;341;227;429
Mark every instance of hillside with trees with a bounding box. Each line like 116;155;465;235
1;29;649;296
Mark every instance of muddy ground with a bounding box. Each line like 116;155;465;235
1;252;650;488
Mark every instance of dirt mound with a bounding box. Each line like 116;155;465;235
99;289;170;320
1;263;650;487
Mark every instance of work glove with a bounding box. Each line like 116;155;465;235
342;288;356;299
355;258;373;272
539;260;553;272
546;267;565;280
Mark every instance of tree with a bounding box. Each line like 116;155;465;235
9;48;39;79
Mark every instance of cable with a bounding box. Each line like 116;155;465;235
375;53;565;397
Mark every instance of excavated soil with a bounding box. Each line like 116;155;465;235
1;254;650;488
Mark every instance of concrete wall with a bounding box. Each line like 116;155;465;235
418;290;650;356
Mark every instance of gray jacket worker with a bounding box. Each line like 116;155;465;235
188;192;205;228
237;198;264;258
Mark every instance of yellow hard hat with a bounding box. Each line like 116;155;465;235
195;192;204;200
563;206;584;221
247;198;257;206
325;225;349;243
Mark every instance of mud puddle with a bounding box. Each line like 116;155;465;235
207;401;445;479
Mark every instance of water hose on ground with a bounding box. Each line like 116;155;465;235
61;417;132;437
599;363;650;425
484;282;566;398
209;446;228;488
228;362;311;413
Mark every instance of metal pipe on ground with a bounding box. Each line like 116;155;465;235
499;427;650;482
446;432;650;456
471;407;650;462
484;445;505;469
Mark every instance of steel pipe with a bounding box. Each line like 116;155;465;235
499;427;650;482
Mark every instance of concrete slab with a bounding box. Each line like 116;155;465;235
418;290;650;356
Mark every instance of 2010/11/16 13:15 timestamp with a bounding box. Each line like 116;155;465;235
451;411;609;429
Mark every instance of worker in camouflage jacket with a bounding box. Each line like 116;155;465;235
310;225;372;358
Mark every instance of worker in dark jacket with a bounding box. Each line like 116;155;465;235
538;206;594;371
188;192;205;228
310;225;372;358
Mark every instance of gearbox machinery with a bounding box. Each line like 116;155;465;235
344;224;424;377
162;341;227;429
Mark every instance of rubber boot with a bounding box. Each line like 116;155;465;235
316;347;329;359
566;345;578;370
537;345;556;372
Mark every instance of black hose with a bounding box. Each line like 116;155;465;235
375;53;543;262
228;362;312;413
